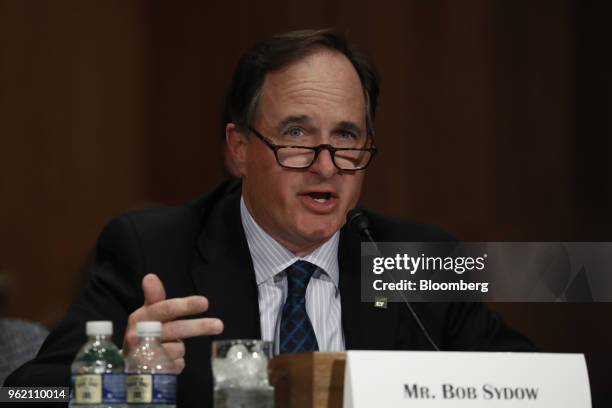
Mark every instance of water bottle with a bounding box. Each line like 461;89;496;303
70;321;126;408
125;321;177;408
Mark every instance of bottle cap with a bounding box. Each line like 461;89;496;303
136;321;162;336
86;321;113;336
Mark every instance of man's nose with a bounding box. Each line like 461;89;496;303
309;148;337;178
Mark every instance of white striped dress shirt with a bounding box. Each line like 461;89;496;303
240;197;345;354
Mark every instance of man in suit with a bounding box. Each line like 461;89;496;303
5;29;533;407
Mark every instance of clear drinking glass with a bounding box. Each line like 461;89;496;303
211;340;274;408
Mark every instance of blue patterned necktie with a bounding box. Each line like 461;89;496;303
279;260;319;353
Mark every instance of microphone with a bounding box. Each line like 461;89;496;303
346;209;440;351
346;209;376;245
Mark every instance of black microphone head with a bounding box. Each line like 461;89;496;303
346;208;371;233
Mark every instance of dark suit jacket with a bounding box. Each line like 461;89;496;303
5;179;534;407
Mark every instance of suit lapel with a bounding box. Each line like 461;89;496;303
339;223;398;350
191;189;261;340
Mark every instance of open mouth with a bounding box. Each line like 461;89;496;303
307;191;333;203
298;186;340;215
298;190;339;213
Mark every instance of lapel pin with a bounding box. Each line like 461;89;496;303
374;297;387;309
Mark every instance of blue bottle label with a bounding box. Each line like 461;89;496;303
102;372;126;403
152;374;177;404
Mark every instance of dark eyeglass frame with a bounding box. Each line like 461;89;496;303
248;126;377;171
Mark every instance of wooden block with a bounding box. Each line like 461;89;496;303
269;352;346;408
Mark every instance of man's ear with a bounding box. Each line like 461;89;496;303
225;123;248;176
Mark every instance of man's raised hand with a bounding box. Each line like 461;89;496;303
123;274;224;373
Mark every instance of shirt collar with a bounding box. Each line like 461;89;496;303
240;196;340;287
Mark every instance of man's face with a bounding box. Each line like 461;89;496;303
233;50;368;256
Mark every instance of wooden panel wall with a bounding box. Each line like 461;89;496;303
0;0;153;321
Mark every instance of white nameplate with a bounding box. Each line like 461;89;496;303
343;351;590;407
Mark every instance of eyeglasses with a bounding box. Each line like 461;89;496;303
248;127;377;171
